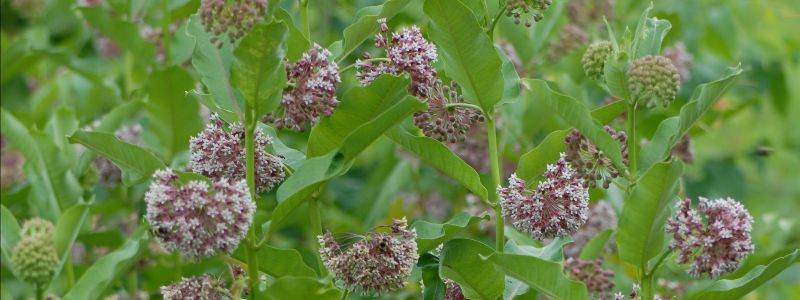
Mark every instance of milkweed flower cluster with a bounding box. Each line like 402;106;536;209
666;197;754;278
563;258;615;298
264;44;340;131
357;19;439;98
582;41;613;81
318;218;419;296
498;154;589;240
190;114;284;193
444;278;466;300
548;24;588;60
663;42;693;83
160;275;228;300
144;169;254;260
199;0;267;47
628;55;681;107
93;124;142;185
505;0;552;27
564;126;628;189
12;218;59;289
413;80;484;143
564;200;618;258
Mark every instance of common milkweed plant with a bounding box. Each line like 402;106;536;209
1;0;798;299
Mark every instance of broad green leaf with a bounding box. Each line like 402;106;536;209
386;127;488;199
617;160;683;272
505;238;571;262
425;0;504;112
0;205;21;271
688;249;800;300
523;79;625;172
639;66;743;171
631;3;672;58
62;227;149;300
307;75;414;157
412;212;490;253
579;229;613;260
233;245;316;278
273;8;311;61
269;152;339;234
52;203;91;282
257;123;305;169
77;7;156;61
69;130;166;186
145;67;201;161
231;21;288;118
440;239;504;300
419;253;446;300
262;277;342;300
490;252;588;300
338;97;424;162
187;15;242;121
592;99;627;124
338;0;411;61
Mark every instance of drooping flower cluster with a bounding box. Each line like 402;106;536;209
160;275;228;300
498;155;590;240
264;44;340;131
670;134;694;164
505;0;553;27
563;258;615;298
666;197;754;278
548;24;588;60
319;218;419;296
357;20;439;98
444;278;466;300
413;80;484;143
564;126;628;189
564;200;618;258
662;42;693;83
12;218;59;289
190;114;284;193
628;55;681;107
199;0;267;47
582;41;613;81
93;124;142;185
144;169;255;259
1;136;26;189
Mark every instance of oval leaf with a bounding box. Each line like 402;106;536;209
688;249;800;300
69;130;166;186
490;252;588;300
440;239;504;300
231;21;288;118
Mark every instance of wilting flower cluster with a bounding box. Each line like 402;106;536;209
563;258;615;298
93;124;142;185
663;42;693;83
12;218;59;289
144;169;255;259
666;197;754;278
413;80;484;143
564;126;628;189
505;0;552;27
357;20;439;98
444;278;466;300
199;0;267;47
498;154;589;240
161;275;227;300
564;200;618;258
190;114;284;193
582;41;613;81
264;44;340;131
548;24;588;60
319;218;419;296
628;55;681;107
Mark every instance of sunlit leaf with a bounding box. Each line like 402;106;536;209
231;21;288;118
69;130;166;186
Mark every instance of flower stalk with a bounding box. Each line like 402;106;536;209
486;114;505;252
244;103;260;300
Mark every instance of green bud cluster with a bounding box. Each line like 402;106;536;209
581;41;613;81
12;218;59;289
627;55;681;107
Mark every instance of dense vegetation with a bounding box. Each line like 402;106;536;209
1;0;799;299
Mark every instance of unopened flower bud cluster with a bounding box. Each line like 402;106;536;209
582;41;613;81
12;218;59;289
200;0;267;47
564;126;628;189
505;0;552;27
628;55;681;107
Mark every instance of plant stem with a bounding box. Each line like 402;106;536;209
487;4;508;40
626;101;638;182
445;102;483;111
35;286;43;300
308;186;329;277
486;114;505;252
243;104;260;299
341;289;350;300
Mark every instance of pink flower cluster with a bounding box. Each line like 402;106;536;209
160;275;226;300
444;278;466;300
190;114;284;193
498;154;589;240
666;197;754;278
319;218;418;296
265;44;341;131
563;257;615;298
145;169;254;259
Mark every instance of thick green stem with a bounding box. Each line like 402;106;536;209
641;274;654;300
35;286;43;300
243;105;260;299
308;190;329;277
486;115;505;252
627;102;638;182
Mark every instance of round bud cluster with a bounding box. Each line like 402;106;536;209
357;20;439;98
190;114;285;193
548;24;588;60
93;124;142;185
12;218;59;289
199;0;267;47
663;42;692;83
628;55;681;107
670;134;694;164
160;275;227;300
444;278;466;300
505;0;552;27
144;169;255;260
265;44;340;131
1;136;26;188
319;218;418;296
413;80;483;143
498;154;590;240
564;126;628;189
564;200;617;258
563;258;615;298
666;197;754;278
582;41;613;81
